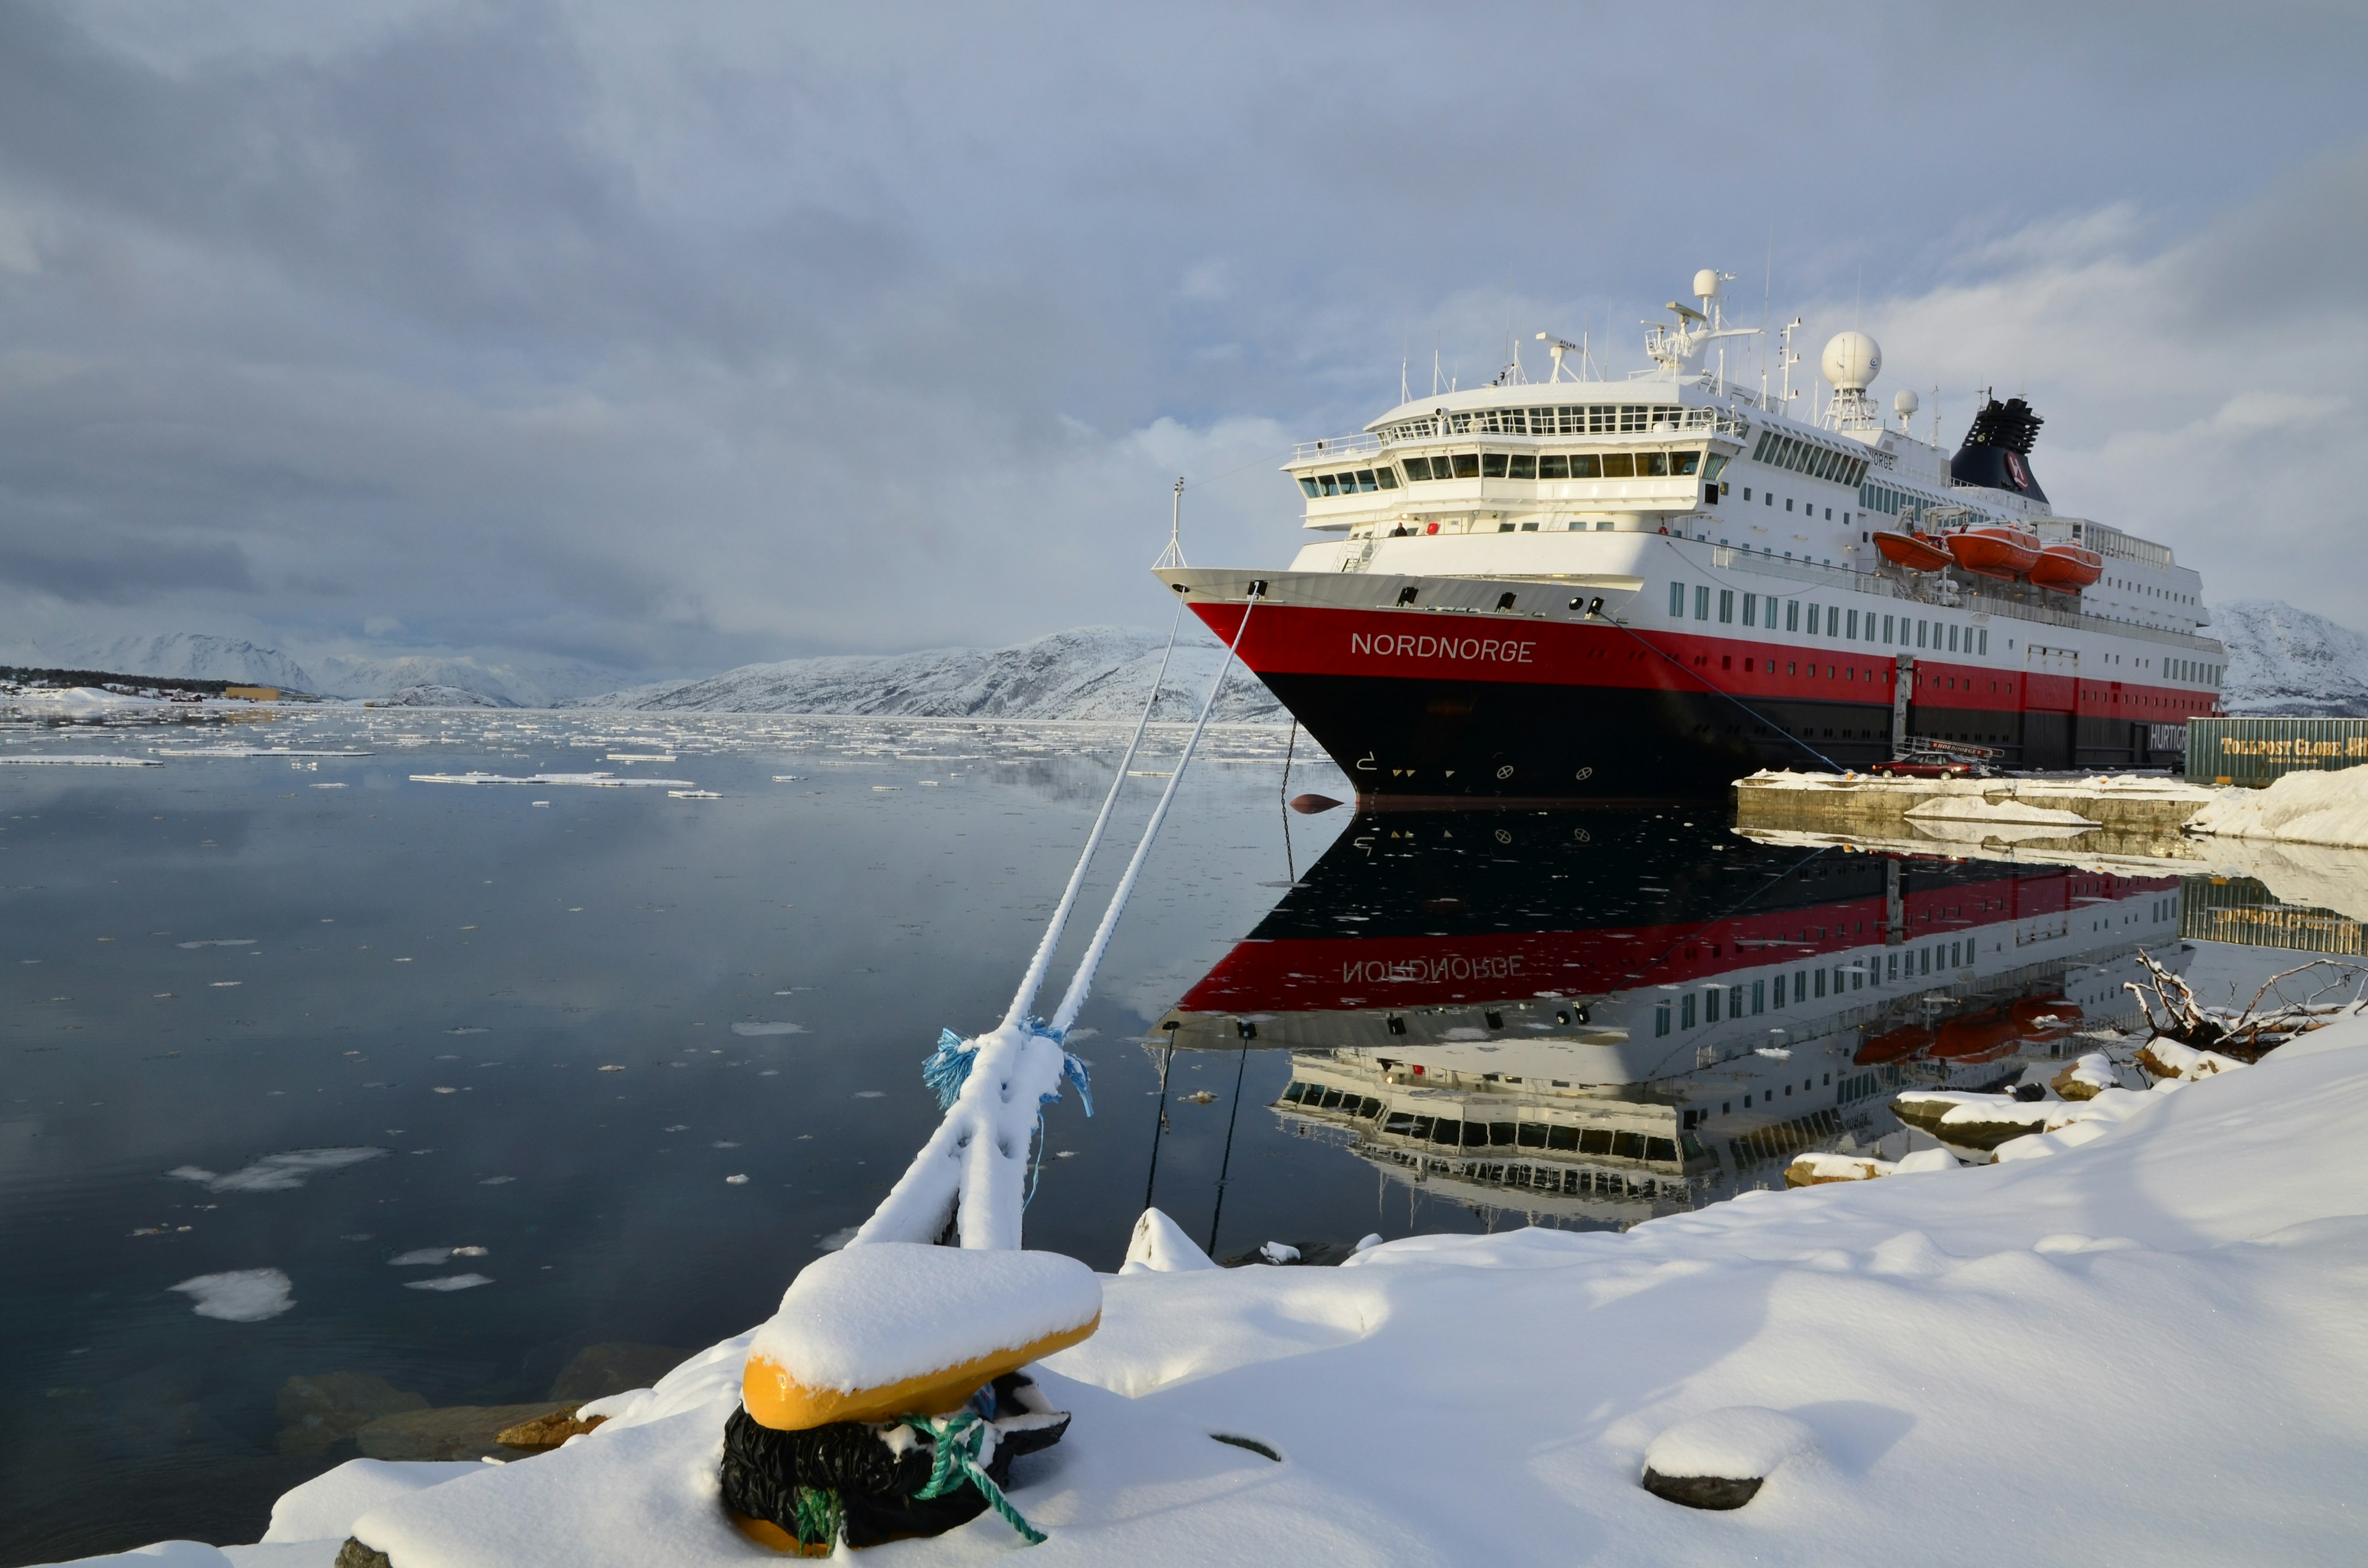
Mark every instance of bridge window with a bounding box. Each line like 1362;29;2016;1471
1539;454;1569;478
1451;453;1479;479
1601;453;1636;478
1298;477;1318;497
1641;453;1669;477
1481;453;1508;478
1508;454;1536;478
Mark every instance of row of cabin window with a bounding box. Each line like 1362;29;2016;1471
1669;582;1991;655
2170;657;2221;684
1378;402;1694;440
1650;940;1987;1036
1857;482;1957;520
1301;449;1708;496
1751;429;1869;488
1404;449;1706;482
1276;1083;1680;1160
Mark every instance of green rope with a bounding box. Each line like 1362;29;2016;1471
900;1410;1047;1546
789;1484;842;1552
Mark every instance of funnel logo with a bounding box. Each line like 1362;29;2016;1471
2003;451;2030;491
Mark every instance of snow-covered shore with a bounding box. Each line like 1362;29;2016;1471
65;1013;2368;1567
2189;766;2368;850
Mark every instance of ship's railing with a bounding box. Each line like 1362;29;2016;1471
1316;403;1754;458
1704;544;2224;654
1290;434;1384;463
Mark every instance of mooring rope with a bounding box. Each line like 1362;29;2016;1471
998;597;1190;1032
1048;585;1260;1034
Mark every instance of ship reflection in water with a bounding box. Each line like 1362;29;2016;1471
1157;811;2186;1228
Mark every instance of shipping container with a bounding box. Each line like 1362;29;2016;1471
2184;717;2368;787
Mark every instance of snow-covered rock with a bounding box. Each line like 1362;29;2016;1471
1120;1208;1219;1274
574;626;1285;722
2050;1052;2119;1100
1640;1406;1819;1509
2214;599;2368;718
2134;1036;2252;1083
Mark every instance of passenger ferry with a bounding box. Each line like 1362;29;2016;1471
1156;811;2184;1221
1158;272;2224;798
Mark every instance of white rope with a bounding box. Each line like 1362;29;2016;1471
1050;589;1258;1034
998;598;1187;1031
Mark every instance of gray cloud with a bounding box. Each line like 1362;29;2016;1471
1;0;2364;683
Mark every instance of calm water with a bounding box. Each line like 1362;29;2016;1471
0;705;2343;1562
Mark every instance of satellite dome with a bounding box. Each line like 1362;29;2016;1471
1821;330;1881;392
1893;388;1920;419
1692;269;1722;300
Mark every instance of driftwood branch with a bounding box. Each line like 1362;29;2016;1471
2126;949;2367;1064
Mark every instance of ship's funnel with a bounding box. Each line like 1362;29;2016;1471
1949;395;2049;502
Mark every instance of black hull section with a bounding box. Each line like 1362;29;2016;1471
1260;673;2160;800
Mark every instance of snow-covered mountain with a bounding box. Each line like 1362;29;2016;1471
575;626;1286;722
306;653;619;708
0;632;315;691
2213;600;2368;718
0;630;630;706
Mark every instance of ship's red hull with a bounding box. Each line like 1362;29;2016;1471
1186;595;2214;798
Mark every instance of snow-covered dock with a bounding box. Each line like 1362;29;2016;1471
1733;768;2217;855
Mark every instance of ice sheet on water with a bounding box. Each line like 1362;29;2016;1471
0;753;162;766
403;1274;491;1292
168;1147;388;1192
408;770;696;789
728;1021;804;1036
171;1268;294;1321
176;938;255;948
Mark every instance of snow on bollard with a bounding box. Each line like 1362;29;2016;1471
725;1246;1100;1554
1640;1407;1819;1510
741;1246;1101;1430
1119;1207;1219;1274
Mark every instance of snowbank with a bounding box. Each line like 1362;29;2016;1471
70;1016;2368;1567
2189;766;2368;850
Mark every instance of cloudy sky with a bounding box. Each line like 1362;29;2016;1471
2;1;2363;689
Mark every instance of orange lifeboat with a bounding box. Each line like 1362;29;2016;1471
1942;527;2043;580
1929;1010;2020;1064
1873;530;1952;572
2028;543;2103;591
1855;1023;1933;1065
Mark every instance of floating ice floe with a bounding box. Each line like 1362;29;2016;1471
667;789;721;799
403;1273;491;1292
171;1268;294;1321
168;1147;387;1192
0;753;161;766
155;747;372;758
409;771;695;788
176;938;255;949
728;1021;804;1036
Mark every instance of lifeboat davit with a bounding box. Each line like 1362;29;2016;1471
1942;527;2043;580
1855;1023;1933;1065
1873;530;1952;573
2028;543;2103;591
